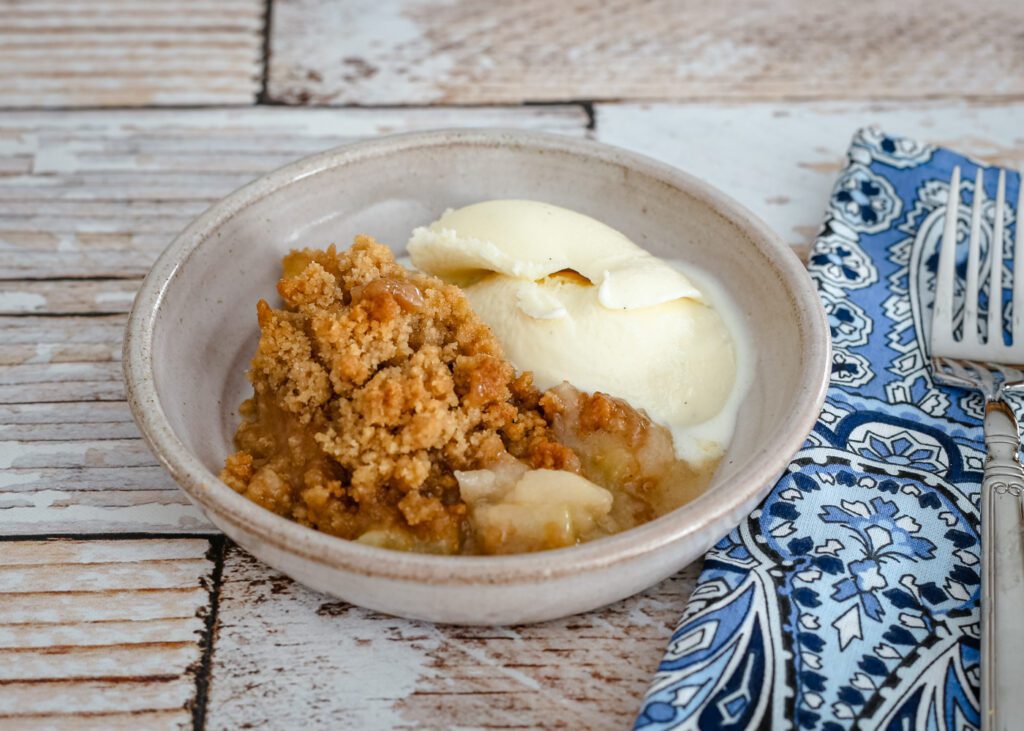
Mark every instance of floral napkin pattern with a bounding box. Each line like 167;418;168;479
636;128;1022;730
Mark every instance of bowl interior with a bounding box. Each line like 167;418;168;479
149;134;811;533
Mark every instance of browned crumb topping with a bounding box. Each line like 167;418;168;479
222;237;716;555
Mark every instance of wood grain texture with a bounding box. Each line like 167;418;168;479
0;106;587;279
267;0;1024;106
0;311;205;533
595;101;1024;248
0;280;138;316
0;0;265;108
0;402;139;441
0;105;587;536
0;538;215;731
206;545;700;730
5;9;1022;729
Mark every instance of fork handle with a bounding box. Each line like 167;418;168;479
981;398;1024;731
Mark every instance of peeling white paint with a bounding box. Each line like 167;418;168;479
0;291;46;312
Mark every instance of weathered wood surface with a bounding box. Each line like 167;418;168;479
206;545;699;730
6;10;1024;728
0;107;587;279
267;0;1024;106
0;538;215;730
0;0;265;108
0;279;138;316
0;403;138;441
0;308;205;532
595;101;1024;249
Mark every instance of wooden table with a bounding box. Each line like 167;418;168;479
2;1;1022;728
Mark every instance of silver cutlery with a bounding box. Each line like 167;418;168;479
929;165;1024;731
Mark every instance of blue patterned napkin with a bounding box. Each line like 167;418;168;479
635;128;1022;730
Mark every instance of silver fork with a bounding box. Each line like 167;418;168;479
930;165;1024;731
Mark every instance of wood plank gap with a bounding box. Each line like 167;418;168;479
256;0;273;104
0;100;589;113
2;436;139;444
0;617;196;629
0;312;132;319
0;275;146;283
0;102;257;113
0;709;181;720
0;399;127;406
2;588;207;597
191;537;225;731
523;100;597;130
0;674;181;686
582;102;595;131
0;528;220;540
0;559;211;569
1;640;196;654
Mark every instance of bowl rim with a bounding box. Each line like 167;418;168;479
123;128;831;584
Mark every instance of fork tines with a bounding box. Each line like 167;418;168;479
931;165;1024;362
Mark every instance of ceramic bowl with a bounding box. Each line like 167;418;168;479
124;129;829;625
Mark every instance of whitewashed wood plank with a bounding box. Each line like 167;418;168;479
4;587;209;624
0;382;122;403
0;539;212;730
0;362;121;386
0;561;209;593
267;0;1024;105
2;252;161;280
595;101;1024;248
0;0;263;108
0;315;125;379
0;315;125;347
0;280;138;315
0;679;192;716
0;402;138;441
1;465;175;494
0;711;186;731
1;463;172;490
0;538;212;565
0;644;200;682
0;345;120;368
0;106;587;278
0;362;125;403
0;680;191;715
0;486;210;536
0;618;199;648
3;10;262;31
0;418;211;534
0;460;205;535
208;545;699;730
0;487;191;511
2;436;155;468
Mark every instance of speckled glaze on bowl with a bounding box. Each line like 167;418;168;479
123;129;829;625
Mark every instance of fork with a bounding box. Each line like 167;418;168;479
930;165;1024;731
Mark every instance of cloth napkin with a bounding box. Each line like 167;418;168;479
635;128;1022;731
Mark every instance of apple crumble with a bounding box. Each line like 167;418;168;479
221;237;716;554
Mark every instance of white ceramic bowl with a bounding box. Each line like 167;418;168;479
124;129;829;625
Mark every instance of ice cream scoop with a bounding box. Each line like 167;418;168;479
408;199;702;309
408;200;739;462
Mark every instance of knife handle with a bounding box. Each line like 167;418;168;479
981;398;1024;731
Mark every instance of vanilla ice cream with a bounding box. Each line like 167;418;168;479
408;200;742;463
